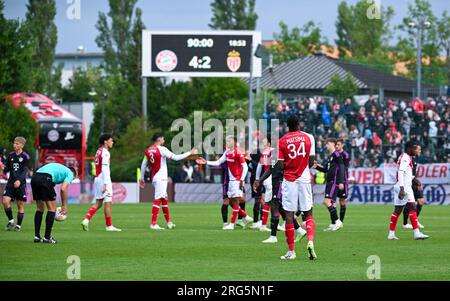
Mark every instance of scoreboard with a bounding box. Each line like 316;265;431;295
142;30;262;78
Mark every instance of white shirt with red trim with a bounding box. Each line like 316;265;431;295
141;145;192;182
396;152;414;187
95;147;111;185
277;131;315;183
207;148;248;181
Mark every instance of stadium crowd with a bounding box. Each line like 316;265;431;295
266;95;450;168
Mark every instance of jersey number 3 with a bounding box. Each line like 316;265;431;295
287;143;306;159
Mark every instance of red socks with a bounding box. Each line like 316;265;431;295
261;204;270;226
285;223;295;251
151;200;162;225
238;207;247;218
231;205;240;224
85;206;97;220
389;212;399;231
162;199;171;223
305;215;315;241
409;210;419;230
106;216;112;227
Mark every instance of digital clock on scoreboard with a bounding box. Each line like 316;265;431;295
142;30;262;77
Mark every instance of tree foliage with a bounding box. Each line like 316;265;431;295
336;0;394;58
269;21;327;64
24;0;59;94
209;0;257;30
324;73;358;101
0;0;33;96
0;99;37;166
95;0;145;85
396;0;448;86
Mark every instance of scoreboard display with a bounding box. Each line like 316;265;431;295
142;30;262;78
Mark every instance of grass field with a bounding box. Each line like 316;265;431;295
1;203;449;281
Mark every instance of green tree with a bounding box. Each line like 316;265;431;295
324;73;358;101
95;0;145;83
268;21;327;64
109;117;156;181
0;98;37;166
24;0;58;94
128;7;145;87
336;0;394;58
436;11;450;85
59;67;103;102
0;0;33;96
335;0;396;74
87;74;140;153
396;0;447;86
209;0;257;30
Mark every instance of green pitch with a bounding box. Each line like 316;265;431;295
1;203;449;280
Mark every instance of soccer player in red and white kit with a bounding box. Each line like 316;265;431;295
276;115;317;260
81;134;121;232
255;137;273;232
140;133;197;230
387;141;429;240
196;136;252;230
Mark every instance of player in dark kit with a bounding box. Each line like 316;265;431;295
313;138;345;232
1;137;30;231
253;147;303;244
402;144;425;229
246;149;263;229
336;138;350;223
220;160;230;228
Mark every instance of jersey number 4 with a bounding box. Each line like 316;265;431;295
287;143;306;159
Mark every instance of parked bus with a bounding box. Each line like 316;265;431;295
4;92;87;180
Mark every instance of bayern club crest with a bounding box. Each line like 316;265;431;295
155;50;178;72
227;50;241;72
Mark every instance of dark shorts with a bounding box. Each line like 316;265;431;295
31;173;56;202
412;183;424;200
3;183;27;202
325;181;339;201
337;181;348;199
270;181;282;204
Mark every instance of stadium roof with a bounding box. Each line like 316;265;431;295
254;53;433;94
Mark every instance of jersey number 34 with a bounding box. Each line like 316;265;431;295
287;143;306;159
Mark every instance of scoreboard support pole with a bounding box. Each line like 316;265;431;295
248;39;254;151
142;76;148;131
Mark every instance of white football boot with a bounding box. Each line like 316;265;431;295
262;236;278;243
106;225;122;232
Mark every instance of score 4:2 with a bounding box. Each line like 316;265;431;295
189;56;211;69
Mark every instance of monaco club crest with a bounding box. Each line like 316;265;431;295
227;50;241;72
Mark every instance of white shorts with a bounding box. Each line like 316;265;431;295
281;179;313;212
153;180;168;200
394;185;415;206
227;180;243;198
94;177;113;201
263;178;272;202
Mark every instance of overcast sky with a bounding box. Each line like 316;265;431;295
4;0;450;53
